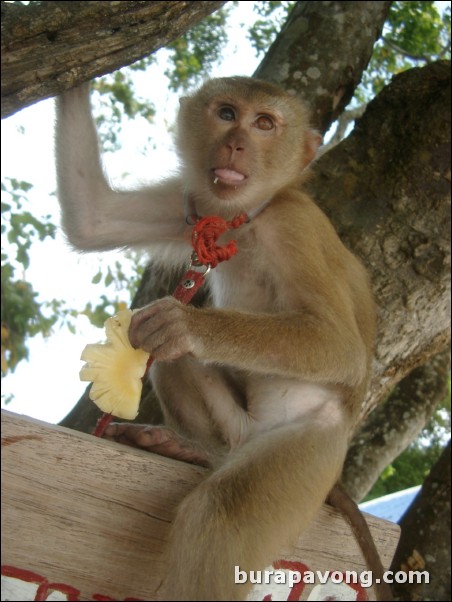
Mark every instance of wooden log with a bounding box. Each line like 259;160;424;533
1;410;400;601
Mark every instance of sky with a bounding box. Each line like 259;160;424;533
1;1;261;424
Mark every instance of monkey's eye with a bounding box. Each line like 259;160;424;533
255;115;275;131
217;106;236;121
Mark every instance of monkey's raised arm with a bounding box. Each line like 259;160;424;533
55;84;186;253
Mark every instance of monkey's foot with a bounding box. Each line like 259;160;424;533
103;423;211;467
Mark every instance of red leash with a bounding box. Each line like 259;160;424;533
93;213;247;437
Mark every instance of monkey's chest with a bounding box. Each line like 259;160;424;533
209;254;280;312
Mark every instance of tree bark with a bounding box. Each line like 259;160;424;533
308;60;451;418
390;441;451;601
341;348;451;501
1;0;226;118
254;1;391;134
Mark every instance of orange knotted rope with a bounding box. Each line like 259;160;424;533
191;214;248;268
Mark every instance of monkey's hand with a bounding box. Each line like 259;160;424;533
129;297;198;362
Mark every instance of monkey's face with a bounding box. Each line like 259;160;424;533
176;77;314;218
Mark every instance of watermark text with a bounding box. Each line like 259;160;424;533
235;565;429;589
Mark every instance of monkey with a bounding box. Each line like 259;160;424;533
55;77;377;601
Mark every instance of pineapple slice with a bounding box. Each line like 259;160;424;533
80;309;150;420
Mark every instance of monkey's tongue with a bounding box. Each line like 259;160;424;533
214;169;246;183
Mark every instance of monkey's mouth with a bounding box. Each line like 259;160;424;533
212;168;247;186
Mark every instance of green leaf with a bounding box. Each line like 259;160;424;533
91;271;102;285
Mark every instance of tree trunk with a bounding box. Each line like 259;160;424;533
342;348;451;501
390;441;451;601
1;0;226;118
254;1;391;134
308;60;451;418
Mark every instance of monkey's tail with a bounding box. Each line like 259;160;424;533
327;483;394;601
162;419;348;601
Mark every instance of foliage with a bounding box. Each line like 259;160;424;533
1;177;62;374
93;67;156;151
364;391;451;501
84;253;146;328
1;178;145;376
165;4;234;92
247;1;295;56
356;1;451;103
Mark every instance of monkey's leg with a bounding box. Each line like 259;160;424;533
103;423;211;467
152;357;251;449
104;358;243;466
162;411;349;601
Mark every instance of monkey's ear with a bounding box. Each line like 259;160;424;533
302;130;323;168
179;97;188;107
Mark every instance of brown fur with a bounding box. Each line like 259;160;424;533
55;77;376;600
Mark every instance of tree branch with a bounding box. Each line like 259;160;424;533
1;0;226;118
341;348;450;501
390;441;451;601
383;36;430;63
319;105;367;154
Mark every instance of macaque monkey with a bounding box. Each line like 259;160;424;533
55;77;376;601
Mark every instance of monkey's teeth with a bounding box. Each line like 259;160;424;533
79;309;149;420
